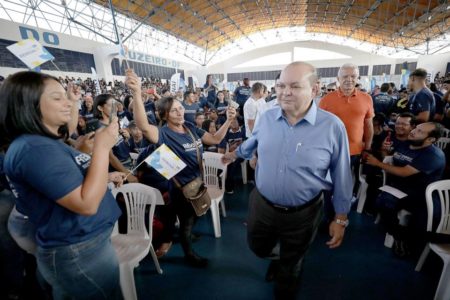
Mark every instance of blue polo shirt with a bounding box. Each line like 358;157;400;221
3;135;121;248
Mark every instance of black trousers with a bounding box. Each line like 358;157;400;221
247;188;323;299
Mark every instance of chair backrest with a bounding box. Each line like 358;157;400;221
111;183;164;241
202;152;227;188
436;137;450;151
425;180;450;235
441;128;450;138
382;156;393;185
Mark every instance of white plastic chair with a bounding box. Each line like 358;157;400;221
202;152;227;238
241;160;248;184
111;183;165;300
415;180;450;300
436;137;450;151
356;162;368;213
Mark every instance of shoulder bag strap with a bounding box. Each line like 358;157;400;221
183;124;204;179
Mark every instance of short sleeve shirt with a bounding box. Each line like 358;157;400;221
319;89;375;155
158;122;206;186
390;144;445;195
408;88;435;121
3;135;121;248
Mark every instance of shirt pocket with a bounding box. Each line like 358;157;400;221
289;146;330;176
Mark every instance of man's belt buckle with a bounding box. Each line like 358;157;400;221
273;204;290;211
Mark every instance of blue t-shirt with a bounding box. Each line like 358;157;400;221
199;96;215;110
219;127;245;150
216;101;228;125
3;135;121;248
99;122;131;163
234;86;252;107
129;137;151;154
117;110;133;126
136;144;169;193
0;152;9;192
144;101;157;125
182;102;200;124
80;107;95;121
203;84;217;105
372;92;394;115
390;144;445;195
434;92;445;116
408;88;435;121
158;122;205;186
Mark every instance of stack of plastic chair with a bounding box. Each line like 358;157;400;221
415;180;450;300
202;152;227;238
111;183;165;300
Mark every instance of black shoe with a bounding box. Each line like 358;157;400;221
265;261;279;282
185;253;209;268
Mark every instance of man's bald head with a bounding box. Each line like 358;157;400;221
283;62;318;86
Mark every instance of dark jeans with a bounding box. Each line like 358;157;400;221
351;154;361;195
160;187;200;257
225;158;243;191
0;190;25;298
247;188;323;299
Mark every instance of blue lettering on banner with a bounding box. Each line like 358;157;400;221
127;50;180;69
19;26;60;46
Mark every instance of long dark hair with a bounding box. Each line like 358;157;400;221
0;71;68;144
156;96;177;125
93;93;114;119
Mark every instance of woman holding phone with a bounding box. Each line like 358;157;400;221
93;94;138;182
129;69;236;267
0;71;123;299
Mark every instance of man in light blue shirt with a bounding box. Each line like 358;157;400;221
223;61;352;299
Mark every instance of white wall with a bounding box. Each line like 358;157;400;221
0;19;196;81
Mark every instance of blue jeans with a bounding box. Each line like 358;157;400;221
37;228;122;300
7;206;37;255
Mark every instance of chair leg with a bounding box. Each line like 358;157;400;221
220;198;227;218
149;245;163;275
241;161;247;184
210;200;222;238
434;259;450;300
384;233;394;248
415;243;431;272
119;263;138;300
356;182;368;213
374;213;381;224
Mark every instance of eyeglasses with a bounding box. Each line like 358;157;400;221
327;89;336;92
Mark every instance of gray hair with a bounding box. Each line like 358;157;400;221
338;63;359;78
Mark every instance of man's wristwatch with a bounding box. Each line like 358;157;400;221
334;218;349;227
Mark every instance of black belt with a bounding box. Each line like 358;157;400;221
262;192;322;213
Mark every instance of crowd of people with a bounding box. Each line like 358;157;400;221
0;61;449;299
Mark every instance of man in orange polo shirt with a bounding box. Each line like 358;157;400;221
320;63;374;194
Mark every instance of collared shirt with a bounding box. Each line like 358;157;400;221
236;102;352;214
319;88;374;155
